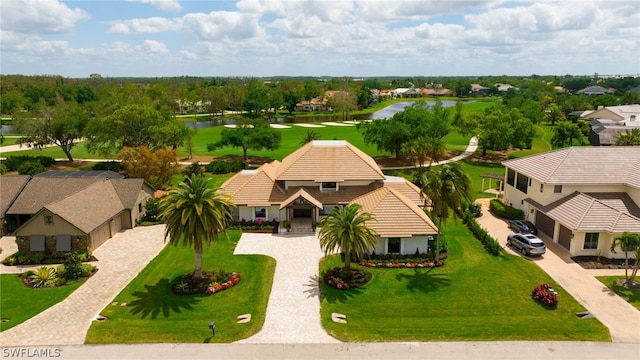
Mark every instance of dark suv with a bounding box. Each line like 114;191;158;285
508;220;538;235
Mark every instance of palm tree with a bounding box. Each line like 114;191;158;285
611;232;640;286
299;129;321;146
159;176;235;279
317;204;378;271
615;128;640;146
420;162;473;261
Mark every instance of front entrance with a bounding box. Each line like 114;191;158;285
293;208;313;218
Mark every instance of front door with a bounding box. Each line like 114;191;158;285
293;208;312;218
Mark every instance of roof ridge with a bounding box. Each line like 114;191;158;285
345;142;386;178
273;142;314;179
386;187;433;224
545;147;573;183
233;167;273;197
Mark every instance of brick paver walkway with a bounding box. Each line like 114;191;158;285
475;199;640;343
0;225;167;346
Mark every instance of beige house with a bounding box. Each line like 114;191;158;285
502;147;640;258
1;172;155;256
221;140;438;255
582;105;640;122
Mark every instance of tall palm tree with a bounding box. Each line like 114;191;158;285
159;176;235;279
611;232;640;286
615;128;640;146
420;162;473;261
317;204;378;271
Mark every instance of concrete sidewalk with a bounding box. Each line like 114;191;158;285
475;199;640;343
0;225;167;346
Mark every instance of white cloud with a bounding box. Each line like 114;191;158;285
107;17;179;34
180;11;264;40
129;0;182;12
0;0;89;34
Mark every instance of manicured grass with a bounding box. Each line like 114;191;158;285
596;276;640;311
320;221;610;342
0;137;21;146
0;274;85;332
85;230;275;343
458;160;505;199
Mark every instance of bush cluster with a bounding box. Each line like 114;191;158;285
463;210;503;256
140;197;161;224
531;283;558;308
3;250;91;266
205;160;246;174
324;267;372;290
4;156;55;172
228;219;278;232
92;161;122;172
172;269;240;295
489;199;524;220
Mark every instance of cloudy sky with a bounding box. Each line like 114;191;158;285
1;0;639;78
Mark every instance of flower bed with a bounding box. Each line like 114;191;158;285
358;260;444;268
227;219;278;233
531;283;558;309
324;267;372;290
172;270;241;296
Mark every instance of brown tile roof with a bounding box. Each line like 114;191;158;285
7;177;104;215
277;184;380;205
525;192;640;233
0;175;31;215
274;140;385;182
46;180;124;233
280;189;323;210
383;176;424;206
503;147;640;189
351;187;438;238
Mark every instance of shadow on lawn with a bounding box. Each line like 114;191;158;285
128;278;201;319
395;267;451;293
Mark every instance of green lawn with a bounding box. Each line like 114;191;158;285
0;274;85;332
320;221;610;342
596;276;640;311
85;230;275;343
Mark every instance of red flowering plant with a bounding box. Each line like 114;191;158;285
531;283;558;308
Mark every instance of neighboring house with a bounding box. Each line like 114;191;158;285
554;86;567;95
394;87;422;98
576;85;615;95
1;171;155;256
295;97;327;112
502;147;640;258
422;88;452;97
471;84;491;96
221;140;438;255
495;83;514;92
629;85;640;93
589;119;640;146
0;175;30;236
581;104;640;122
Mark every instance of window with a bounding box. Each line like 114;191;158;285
56;235;71;252
584;233;599;250
138;203;143;212
321;182;337;192
319;205;334;216
387;238;401;253
540;184;544;192
255;207;266;219
516;173;529;194
30;235;45;252
507;169;516;186
554;185;563;194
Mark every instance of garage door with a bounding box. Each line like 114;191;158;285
558;224;572;250
535;211;555;238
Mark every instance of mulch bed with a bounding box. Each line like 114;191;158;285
571;256;636;270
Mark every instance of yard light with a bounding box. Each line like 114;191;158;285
208;321;215;337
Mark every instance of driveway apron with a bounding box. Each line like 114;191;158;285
475;199;640;343
0;225;167;346
233;233;339;343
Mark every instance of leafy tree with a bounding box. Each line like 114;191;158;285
203;85;229;116
610;232;640;286
15;103;89;161
0;91;28;114
159;176;235;279
546;104;565;125
477;108;512;156
551;121;583;148
356;86;374;109
420;162;473;261
207;120;281;161
117;146;178;189
299;129;321;146
615;128;640;146
317;204;378;271
327;91;357;120
86;103;188;156
243;79;269;116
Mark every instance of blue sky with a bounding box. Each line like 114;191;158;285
1;0;639;78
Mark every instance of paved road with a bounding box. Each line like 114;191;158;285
475;198;640;343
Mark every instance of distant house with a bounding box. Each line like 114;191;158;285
221;140;439;255
576;85;615;95
422;88;452;97
1;171;155;256
629;85;640;93
295;97;327;112
471;84;491;96
589;118;640;146
554;86;567;95
502;147;640;258
582;104;640;122
495;83;514;92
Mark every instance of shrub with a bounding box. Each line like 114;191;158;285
92;161;122;172
5;155;55;171
183;162;205;178
531;283;558;308
0;162;7;175
28;266;58;288
463;210;503;256
61;252;84;280
140;197;161;223
17;161;45;176
490;199;524;220
206;160;232;174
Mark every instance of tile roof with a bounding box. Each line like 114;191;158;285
0;175;31;215
350;187;437;238
382;176;424;206
280;189;323;210
503;147;640;189
526;192;640;233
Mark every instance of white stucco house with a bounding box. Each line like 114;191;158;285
502;147;640;258
220;140;438;255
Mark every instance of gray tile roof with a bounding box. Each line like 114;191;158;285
0;175;31;215
503;147;640;189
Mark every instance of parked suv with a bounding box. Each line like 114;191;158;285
508;220;538;235
507;233;546;256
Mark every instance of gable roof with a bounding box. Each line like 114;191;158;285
503;147;640;189
274;140;385;182
577;85;615;95
0;175;31;216
280;189;323;210
7;177;106;215
109;178;151;209
583;105;640;122
526;192;640;233
350;186;437;238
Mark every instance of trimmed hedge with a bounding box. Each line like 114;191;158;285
205;160;247;174
489;199;524;220
92;161;122;172
4;155;55;171
463;210;503;256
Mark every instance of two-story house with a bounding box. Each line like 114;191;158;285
502;147;640;258
221;140;438;255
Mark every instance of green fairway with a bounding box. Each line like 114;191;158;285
320;221;610;342
85;230;275;343
0;274;85;332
